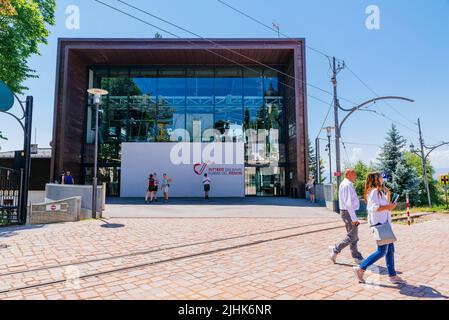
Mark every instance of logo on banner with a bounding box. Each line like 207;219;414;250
193;162;209;175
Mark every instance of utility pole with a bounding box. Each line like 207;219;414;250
410;118;449;207
331;57;345;188
418;118;431;207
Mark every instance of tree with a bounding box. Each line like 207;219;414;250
154;32;162;39
350;160;374;198
391;157;421;204
377;124;405;179
378;124;420;203
404;152;442;206
308;138;326;183
0;0;56;93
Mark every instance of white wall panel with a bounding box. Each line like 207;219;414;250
121;143;245;197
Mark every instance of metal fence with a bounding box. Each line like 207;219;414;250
0;167;23;225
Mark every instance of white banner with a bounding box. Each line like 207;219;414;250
120;142;245;197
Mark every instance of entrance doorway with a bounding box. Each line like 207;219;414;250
245;166;285;196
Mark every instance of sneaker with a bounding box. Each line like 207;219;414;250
354;258;364;265
353;266;365;283
388;276;406;284
328;246;337;264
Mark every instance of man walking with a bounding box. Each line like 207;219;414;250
329;168;364;264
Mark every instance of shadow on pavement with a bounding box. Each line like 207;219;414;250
99;219;125;229
0;224;45;238
364;282;449;299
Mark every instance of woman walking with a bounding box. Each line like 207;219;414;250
161;173;173;203
353;172;406;285
306;175;316;203
145;174;156;204
202;173;211;199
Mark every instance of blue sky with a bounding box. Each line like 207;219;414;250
1;0;449;174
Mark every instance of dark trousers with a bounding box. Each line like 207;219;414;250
333;210;363;259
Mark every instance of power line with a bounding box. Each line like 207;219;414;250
315;100;333;139
374;110;421;136
341;141;382;147
215;0;447;145
93;0;334;108
215;0;359;107
118;0;341;102
216;0;331;59
345;64;444;144
345;64;416;125
340;138;352;166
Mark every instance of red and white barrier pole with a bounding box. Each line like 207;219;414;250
406;192;411;226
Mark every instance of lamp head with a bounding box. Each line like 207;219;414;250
88;88;109;104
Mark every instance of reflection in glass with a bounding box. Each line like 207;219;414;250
158;69;186;141
129;68;157;142
86;66;286;195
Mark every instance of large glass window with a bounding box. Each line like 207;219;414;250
129;68;157;142
186;68;214;142
158;69;186;142
215;68;243;142
102;68;130;143
86;66;287;196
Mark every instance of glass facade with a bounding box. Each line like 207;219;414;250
86;66;286;196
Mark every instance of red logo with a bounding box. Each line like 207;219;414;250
193;162;209;175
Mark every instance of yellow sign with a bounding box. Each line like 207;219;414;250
440;175;449;185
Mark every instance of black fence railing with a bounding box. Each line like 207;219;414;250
0;167;22;225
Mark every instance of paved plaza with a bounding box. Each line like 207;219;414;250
0;198;448;300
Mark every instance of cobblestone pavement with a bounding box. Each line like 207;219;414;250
0;210;448;300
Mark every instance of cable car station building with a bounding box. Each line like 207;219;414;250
51;38;309;198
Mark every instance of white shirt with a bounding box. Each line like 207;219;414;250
367;188;392;226
202;177;211;185
338;178;360;222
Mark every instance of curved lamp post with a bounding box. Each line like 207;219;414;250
410;118;449;207
334;96;414;188
87;88;109;219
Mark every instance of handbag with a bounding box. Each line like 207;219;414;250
370;222;397;246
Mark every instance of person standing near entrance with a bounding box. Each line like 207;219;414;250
329;168;364;264
306;175;316;203
153;172;159;202
56;171;65;184
145;174;156;204
62;170;75;185
161;173;172;203
202;173;211;199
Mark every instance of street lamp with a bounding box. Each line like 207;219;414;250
410;118;449;207
323;126;334;184
87;88;108;219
